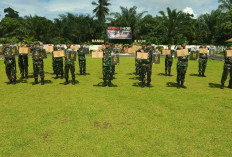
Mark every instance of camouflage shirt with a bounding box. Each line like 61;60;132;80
65;49;75;65
102;48;112;66
78;47;86;61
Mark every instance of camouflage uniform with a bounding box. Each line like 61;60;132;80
221;50;232;89
198;52;208;77
64;49;75;85
112;47;119;76
165;50;174;76
53;45;64;78
18;46;29;78
136;47;146;80
32;46;45;85
140;48;153;87
78;47;86;75
102;48;113;86
177;52;188;88
3;45;17;84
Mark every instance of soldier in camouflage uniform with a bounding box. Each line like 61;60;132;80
140;42;153;88
176;40;189;89
32;42;45;85
3;41;17;84
198;43;208;77
165;44;174;76
64;41;76;85
111;43;119;76
102;42;113;87
77;43;86;75
18;42;29;79
136;42;146;80
53;42;64;79
221;43;232;89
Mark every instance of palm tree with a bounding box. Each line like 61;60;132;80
92;0;111;22
218;0;232;11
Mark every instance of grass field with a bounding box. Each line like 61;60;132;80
0;56;231;156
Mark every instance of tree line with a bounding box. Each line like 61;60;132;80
0;0;231;45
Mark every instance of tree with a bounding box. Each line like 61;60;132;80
92;0;111;22
218;0;232;11
4;7;19;18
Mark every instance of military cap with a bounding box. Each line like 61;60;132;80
202;43;207;46
141;42;146;45
80;43;84;45
227;43;232;47
105;42;110;45
146;41;152;45
179;40;186;45
65;41;71;44
168;44;171;46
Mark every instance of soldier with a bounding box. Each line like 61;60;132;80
18;42;29;79
111;43;118;76
220;42;232;89
176;40;189;89
64;41;76;85
77;43;86;75
3;41;17;84
140;42;153;88
165;44;174;76
198;43;208;77
31;42;45;85
136;42;146;80
53;42;64;79
102;42;113;87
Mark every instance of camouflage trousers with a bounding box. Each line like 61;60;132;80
52;57;55;73
221;64;232;85
65;63;75;81
5;59;16;82
54;59;63;76
165;59;173;74
141;63;152;83
33;60;44;80
199;58;207;73
135;59;139;74
103;66;112;82
177;65;187;83
112;65;115;75
18;55;28;76
78;59;86;74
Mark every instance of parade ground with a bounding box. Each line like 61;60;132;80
0;56;231;156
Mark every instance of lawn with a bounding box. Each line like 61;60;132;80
0;56;231;156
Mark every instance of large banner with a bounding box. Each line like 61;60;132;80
106;27;132;39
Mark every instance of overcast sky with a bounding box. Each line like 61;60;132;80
0;0;219;20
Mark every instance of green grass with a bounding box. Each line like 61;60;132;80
0;56;231;156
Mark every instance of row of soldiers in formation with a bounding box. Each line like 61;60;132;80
1;40;232;89
135;41;232;89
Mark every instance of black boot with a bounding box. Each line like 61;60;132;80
198;72;201;77
41;78;44;85
72;78;75;85
64;78;69;85
34;79;38;84
141;82;145;88
60;74;63;79
20;74;24;79
168;71;171;76
25;74;28;79
165;71;167;76
228;82;232;89
102;81;107;87
177;82;180;89
55;74;59;79
221;83;224;89
12;79;16;85
202;72;206;77
108;81;112;87
147;82;151;88
181;82;187;89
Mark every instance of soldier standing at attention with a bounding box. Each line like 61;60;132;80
165;44;174;76
176;40;189;89
18;42;29;79
221;42;232;89
136;42;146;80
54;42;64;79
32;42;45;85
198;43;208;77
111;43;117;76
3;41;17;84
77;43;86;75
102;42;113;87
140;42;153;88
64;41;76;85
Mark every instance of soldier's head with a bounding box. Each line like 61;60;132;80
146;41;152;49
105;42;110;49
35;41;40;47
80;43;84;48
110;43;114;48
180;40;187;48
141;42;146;48
202;43;207;48
5;40;10;47
227;43;232;50
66;41;71;48
168;44;171;50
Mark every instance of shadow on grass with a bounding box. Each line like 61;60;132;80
129;77;140;80
60;80;80;85
76;73;91;76
190;73;199;77
93;82;118;87
132;82;153;88
208;83;221;88
157;73;174;77
166;82;177;87
126;72;136;75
